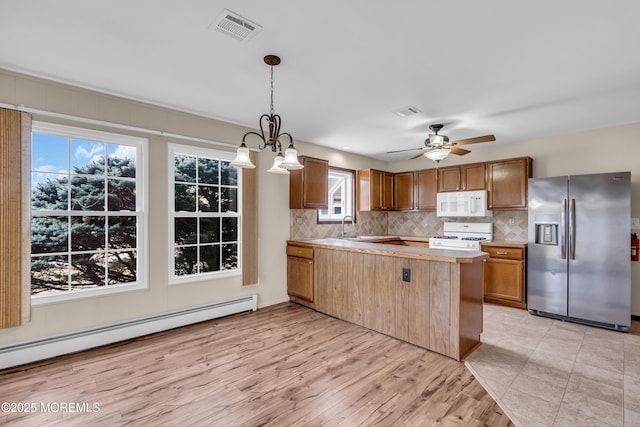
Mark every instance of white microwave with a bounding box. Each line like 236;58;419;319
436;190;493;217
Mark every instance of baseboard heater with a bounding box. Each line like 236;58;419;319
0;294;257;370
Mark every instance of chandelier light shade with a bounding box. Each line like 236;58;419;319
424;148;450;162
231;54;303;173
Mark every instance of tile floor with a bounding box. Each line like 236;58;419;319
465;304;640;427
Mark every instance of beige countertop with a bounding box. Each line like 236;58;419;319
288;237;488;263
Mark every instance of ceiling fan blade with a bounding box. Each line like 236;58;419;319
387;147;424;154
409;152;426;160
451;134;496;146
450;147;471;156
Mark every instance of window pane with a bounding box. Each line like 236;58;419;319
32;175;68;210
108;144;136;178
107;250;137;285
32;133;69;173
71;253;106;289
32;216;68;254
108;178;136;211
198;185;219;212
71;176;105;211
175;217;197;245
222;243;238;270
200;217;220;244
174;154;196;183
222;217;237;242
220;161;237;186
221;187;237;212
31;255;69;295
174;247;197;276
109;216;137;249
70;216;105;251
72;139;105;175
200;245;220;272
198;158;219;184
175;183;196;212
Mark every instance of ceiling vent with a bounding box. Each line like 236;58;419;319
210;9;262;42
393;106;422;117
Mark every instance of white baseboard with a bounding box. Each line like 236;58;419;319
0;294;257;370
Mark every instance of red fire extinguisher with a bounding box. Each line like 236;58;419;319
632;233;639;262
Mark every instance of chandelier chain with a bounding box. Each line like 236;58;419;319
269;65;275;116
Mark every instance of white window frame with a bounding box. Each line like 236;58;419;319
318;168;355;223
30;121;148;305
168;144;242;284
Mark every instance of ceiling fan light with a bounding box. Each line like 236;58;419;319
424;148;450;162
429;134;445;146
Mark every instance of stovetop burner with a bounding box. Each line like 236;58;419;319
461;237;488;241
431;235;458;239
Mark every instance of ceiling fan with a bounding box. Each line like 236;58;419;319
388;124;496;163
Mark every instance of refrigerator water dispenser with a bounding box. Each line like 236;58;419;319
535;223;558;245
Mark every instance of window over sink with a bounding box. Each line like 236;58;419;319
317;168;354;223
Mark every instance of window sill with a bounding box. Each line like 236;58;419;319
31;282;148;306
168;269;242;286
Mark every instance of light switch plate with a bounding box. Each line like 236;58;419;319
632;218;640;229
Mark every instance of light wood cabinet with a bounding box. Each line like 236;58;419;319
487;157;532;209
461;163;486;191
286;244;315;307
481;244;527;309
438;166;462;192
289;156;329;209
393;171;414;210
357;169;394;211
415;169;437;211
438;163;486;192
312;246;484;361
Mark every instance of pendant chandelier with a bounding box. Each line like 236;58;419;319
231;55;303;174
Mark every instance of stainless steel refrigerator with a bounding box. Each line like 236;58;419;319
527;172;631;331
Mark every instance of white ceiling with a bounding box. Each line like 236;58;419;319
1;0;640;161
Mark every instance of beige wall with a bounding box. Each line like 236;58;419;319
390;122;640;314
0;69;385;346
1;67;639;349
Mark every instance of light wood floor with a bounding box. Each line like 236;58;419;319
0;302;513;426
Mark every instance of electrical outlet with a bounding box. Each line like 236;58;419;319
508;218;516;226
402;268;411;282
632;218;640;229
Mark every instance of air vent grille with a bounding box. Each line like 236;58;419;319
210;9;262;42
393;106;421;117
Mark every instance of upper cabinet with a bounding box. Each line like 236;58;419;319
487;157;533;209
289;156;329;209
357;169;394;211
415;169;437;211
393;172;414;211
438;163;486;192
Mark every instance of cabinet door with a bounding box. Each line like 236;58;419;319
382;172;394;210
461;163;486;191
438;167;461;192
370;169;384;210
393;172;414;210
487;157;532;209
415;169;437;211
289;156;329;209
287;256;314;302
483;258;524;305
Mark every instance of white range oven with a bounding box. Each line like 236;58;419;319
428;222;492;251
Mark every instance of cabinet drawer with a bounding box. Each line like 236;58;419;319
482;246;524;260
286;245;314;259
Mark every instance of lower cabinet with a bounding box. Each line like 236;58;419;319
286;244;315;308
313;247;483;360
481;244;526;309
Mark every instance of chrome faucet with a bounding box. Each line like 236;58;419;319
341;215;354;238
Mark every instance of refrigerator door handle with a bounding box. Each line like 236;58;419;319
569;198;576;260
560;198;567;259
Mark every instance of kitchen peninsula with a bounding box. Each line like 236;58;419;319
286;237;488;361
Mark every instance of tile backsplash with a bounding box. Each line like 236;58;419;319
290;209;528;241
